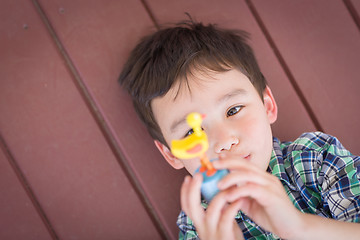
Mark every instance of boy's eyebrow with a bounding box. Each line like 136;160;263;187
170;114;188;134
170;89;248;134
217;88;248;103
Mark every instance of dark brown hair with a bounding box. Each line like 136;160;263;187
119;20;267;146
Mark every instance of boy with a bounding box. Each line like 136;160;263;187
119;20;360;239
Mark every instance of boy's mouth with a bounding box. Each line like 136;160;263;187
244;154;251;160
218;153;251;161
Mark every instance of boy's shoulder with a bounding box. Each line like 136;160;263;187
272;131;359;176
277;131;352;157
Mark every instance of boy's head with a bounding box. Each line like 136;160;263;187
120;21;267;145
119;20;277;174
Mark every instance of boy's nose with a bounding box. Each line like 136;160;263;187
214;135;239;153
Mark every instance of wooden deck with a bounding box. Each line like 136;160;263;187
1;0;359;239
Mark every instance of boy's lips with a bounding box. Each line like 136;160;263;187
218;153;251;161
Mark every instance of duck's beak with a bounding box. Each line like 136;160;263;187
201;114;206;119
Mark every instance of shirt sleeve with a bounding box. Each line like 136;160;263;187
315;133;360;222
177;210;199;240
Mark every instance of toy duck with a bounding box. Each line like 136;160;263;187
171;112;216;176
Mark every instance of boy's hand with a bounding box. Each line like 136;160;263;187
181;174;244;240
213;158;303;239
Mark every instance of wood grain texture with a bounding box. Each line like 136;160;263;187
1;0;359;239
0;143;52;240
36;0;186;238
252;0;360;154
0;0;162;239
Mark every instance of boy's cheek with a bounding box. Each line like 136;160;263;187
182;158;203;175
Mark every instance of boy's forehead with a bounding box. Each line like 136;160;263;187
152;68;254;107
151;72;208;135
169;68;228;100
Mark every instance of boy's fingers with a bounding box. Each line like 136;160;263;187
218;170;276;190
183;173;204;224
228;182;268;202
218;199;243;238
180;175;191;213
204;190;230;230
213;158;263;173
226;182;283;211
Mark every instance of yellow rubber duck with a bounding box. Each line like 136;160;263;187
171;112;216;176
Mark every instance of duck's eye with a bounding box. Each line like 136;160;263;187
226;105;243;117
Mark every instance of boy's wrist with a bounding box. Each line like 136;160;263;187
281;210;308;240
289;212;335;240
292;212;310;240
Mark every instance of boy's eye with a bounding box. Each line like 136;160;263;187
226;105;243;117
184;128;194;137
184;127;204;138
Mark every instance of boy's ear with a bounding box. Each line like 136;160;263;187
263;86;278;124
154;140;185;169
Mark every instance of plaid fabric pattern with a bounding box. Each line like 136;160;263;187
177;132;360;239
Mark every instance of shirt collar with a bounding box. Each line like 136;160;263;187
267;137;293;187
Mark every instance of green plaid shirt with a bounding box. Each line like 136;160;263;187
177;132;360;239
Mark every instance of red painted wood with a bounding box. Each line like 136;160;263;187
2;0;358;239
351;0;360;25
252;0;360;155
351;0;360;13
0;146;52;240
146;0;317;143
0;1;161;239
37;0;185;238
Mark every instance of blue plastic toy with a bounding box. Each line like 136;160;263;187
195;162;229;202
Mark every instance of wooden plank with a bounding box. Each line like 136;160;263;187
37;0;185;238
0;143;52;240
146;0;316;142
346;0;360;29
0;0;162;239
252;0;360;155
353;0;360;13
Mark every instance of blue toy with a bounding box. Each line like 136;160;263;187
195;162;229;202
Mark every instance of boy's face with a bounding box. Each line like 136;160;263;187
152;69;277;175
